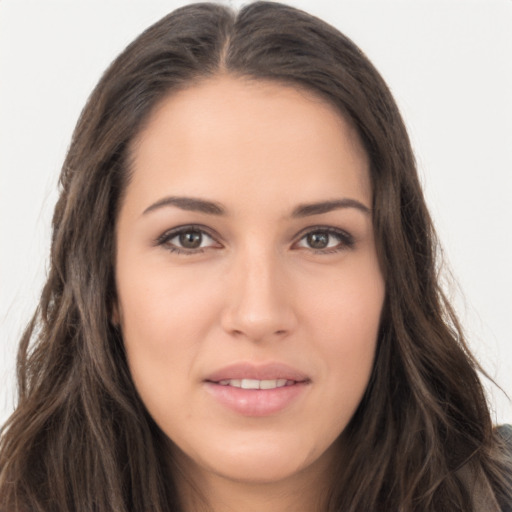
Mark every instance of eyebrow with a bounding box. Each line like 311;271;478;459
142;195;370;218
142;196;225;216
291;198;371;217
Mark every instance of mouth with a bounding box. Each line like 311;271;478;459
213;378;297;390
204;363;310;416
205;361;310;384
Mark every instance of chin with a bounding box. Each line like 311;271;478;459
214;453;308;484
171;429;337;487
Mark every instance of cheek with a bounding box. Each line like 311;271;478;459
303;254;384;344
116;265;220;411
118;260;219;342
302;258;384;406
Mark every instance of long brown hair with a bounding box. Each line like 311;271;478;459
1;2;510;511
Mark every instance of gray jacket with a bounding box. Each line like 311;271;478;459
456;424;512;512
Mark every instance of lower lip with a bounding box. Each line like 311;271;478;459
204;382;308;416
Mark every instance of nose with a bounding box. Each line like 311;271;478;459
220;246;297;343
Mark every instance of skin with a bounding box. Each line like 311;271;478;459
114;75;385;512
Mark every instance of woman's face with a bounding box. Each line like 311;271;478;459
115;76;385;486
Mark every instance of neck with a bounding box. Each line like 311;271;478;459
171;446;337;512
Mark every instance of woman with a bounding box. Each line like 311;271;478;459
0;2;510;511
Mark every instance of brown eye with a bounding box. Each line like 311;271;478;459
157;226;220;254
306;232;329;249
295;227;354;253
179;230;203;249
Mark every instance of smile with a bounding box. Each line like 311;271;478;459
204;363;310;416
217;378;295;389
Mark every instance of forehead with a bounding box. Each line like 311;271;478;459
125;75;371;215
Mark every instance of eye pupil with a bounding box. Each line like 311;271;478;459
307;232;329;249
179;230;202;249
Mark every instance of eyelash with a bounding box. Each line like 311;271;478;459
155;224;218;255
155;225;355;255
294;226;355;254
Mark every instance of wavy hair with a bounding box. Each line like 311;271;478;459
1;2;510;511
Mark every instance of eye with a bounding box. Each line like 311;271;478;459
294;227;354;253
156;225;221;254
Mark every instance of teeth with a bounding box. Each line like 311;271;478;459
217;378;291;389
242;379;260;389
260;379;288;389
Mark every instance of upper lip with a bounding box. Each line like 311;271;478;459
205;362;310;383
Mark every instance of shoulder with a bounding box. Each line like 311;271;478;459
494;424;512;512
454;425;512;512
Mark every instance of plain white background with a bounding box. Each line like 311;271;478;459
1;0;511;426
